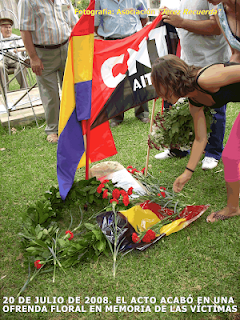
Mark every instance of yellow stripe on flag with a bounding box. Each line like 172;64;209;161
58;38;76;136
120;205;160;232
120;205;187;237
160;218;187;236
73;34;94;84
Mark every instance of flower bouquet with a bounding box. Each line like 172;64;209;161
148;99;213;150
18;168;209;289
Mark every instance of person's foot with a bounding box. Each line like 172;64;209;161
206;206;240;222
202;156;218;170
155;149;189;160
47;133;58;143
139;117;150;124
110;120;121;128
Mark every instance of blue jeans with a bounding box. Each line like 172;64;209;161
205;104;226;160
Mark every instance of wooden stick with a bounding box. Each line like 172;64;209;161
85;119;91;180
145;99;157;176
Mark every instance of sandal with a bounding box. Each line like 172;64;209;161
206;211;231;223
47;133;58;143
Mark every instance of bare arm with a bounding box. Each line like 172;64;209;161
140;17;148;27
198;64;240;90
20;30;44;76
215;10;240;63
161;7;222;35
173;104;208;192
94;26;104;39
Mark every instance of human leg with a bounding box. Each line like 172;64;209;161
135;102;149;122
206;180;240;222
35;47;62;135
14;64;28;89
110;113;124;127
0;60;9;90
202;105;226;169
207;112;240;222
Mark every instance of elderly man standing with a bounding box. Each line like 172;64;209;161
18;0;78;143
0;17;28;90
94;0;150;127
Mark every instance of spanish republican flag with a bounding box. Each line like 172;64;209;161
57;1;165;200
57;1;117;200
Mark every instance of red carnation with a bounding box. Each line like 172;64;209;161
160;191;166;198
132;168;139;174
102;189;108;199
102;179;109;184
65;230;74;240
160;186;166;190
34;260;43;270
122;195;130;206
112;188;120;199
132;232;140;243
141;167;145;174
110;198;119;204
127;166;133;173
120;190;127;196
97;183;104;194
127;187;134;195
142;229;156;243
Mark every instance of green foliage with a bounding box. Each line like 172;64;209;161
74;0;90;13
149;99;213;150
68;177;108;205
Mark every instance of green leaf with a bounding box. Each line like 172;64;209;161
96;240;106;252
32;239;49;249
88;194;94;204
37;231;43;240
58;239;67;248
84;223;96;231
91;228;102;240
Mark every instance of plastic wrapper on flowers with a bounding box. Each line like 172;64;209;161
97;203;210;252
96;211;139;252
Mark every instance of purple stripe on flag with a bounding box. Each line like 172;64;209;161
57;109;85;200
75;80;92;121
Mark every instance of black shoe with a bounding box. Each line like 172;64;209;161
170;148;189;158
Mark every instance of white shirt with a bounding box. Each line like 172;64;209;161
0;34;24;61
177;0;231;67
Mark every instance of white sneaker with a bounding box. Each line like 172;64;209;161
201;157;218;170
155;149;174;160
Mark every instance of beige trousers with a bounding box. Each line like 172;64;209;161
0;57;28;90
35;43;68;135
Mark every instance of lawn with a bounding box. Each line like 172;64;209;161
0;99;239;320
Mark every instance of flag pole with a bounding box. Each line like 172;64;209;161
85;119;90;180
145;98;157;177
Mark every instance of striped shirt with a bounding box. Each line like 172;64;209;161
18;0;78;45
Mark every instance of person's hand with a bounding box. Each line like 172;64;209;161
160;6;184;28
30;56;44;76
173;170;192;193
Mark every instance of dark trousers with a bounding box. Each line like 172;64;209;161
205;105;226;160
113;102;149;123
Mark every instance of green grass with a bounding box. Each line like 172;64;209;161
0;100;239;320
